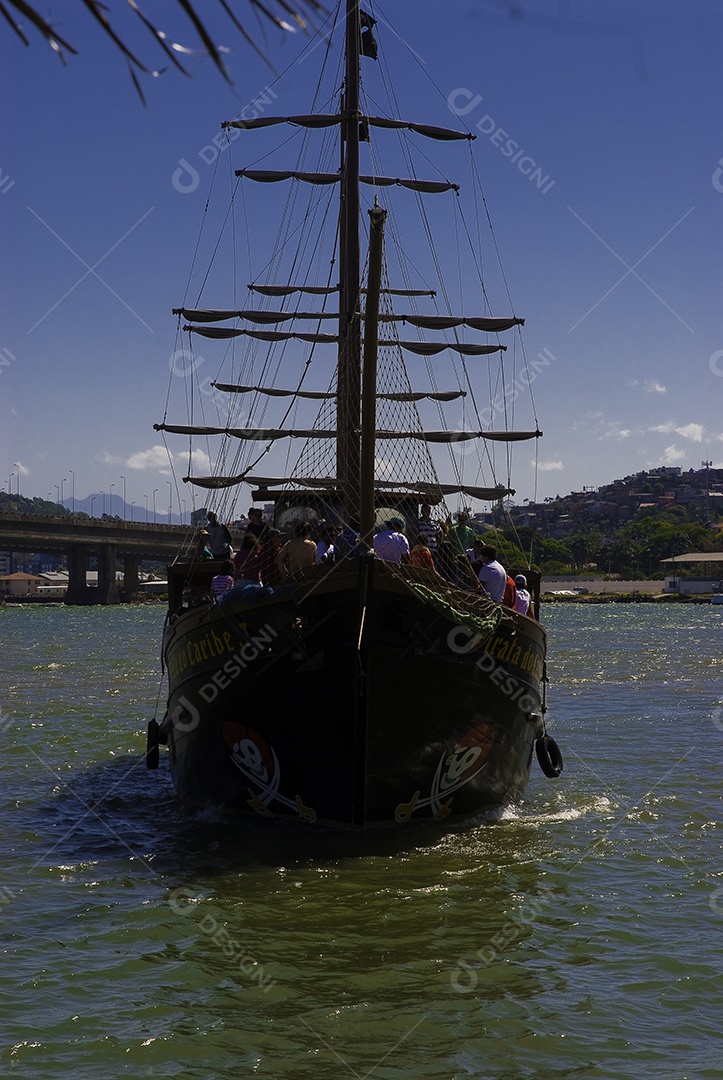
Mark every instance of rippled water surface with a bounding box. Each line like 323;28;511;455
1;604;722;1078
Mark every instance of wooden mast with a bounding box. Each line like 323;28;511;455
337;0;362;527
359;204;386;544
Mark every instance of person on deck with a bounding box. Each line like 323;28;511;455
245;507;270;543
277;522;317;576
258;529;284;587
211;560;236;600
233;533;261;585
409;534;435;570
446;512;476;557
477;543;507;602
196;530;214;560
335;519;363;559
316;525;337;565
417;504;441;562
206;511;233;558
513;574;532;616
373;518;410;564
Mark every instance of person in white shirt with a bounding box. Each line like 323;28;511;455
477;543;507;602
513;573;532;616
373;518;410;564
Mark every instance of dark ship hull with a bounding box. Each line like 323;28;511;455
158;558;546;829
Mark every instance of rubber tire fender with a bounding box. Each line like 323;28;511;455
146;719;160;770
535;733;563;779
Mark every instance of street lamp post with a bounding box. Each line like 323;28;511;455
167;480;172;523
144;494;148;522
90;496;96;517
101;490;105;516
69;469;75;514
131;501;136;521
120;475;126;520
13;464;20;499
153;488;158;524
110;483;115;518
61;477;66;508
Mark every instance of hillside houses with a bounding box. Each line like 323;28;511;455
502;466;722;538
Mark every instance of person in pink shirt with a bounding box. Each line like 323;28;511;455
211;560;236;600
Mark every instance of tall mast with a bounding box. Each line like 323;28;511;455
337;0;362;524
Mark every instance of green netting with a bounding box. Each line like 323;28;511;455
403;579;503;638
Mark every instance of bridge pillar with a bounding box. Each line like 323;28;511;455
97;545;121;605
122;555;140;602
65;544;91;605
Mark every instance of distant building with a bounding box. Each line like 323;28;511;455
0;571;46;597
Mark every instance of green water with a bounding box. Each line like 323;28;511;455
1;604;722;1078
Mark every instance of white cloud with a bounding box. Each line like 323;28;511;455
650;421;703;442
122;445;210;476
650;422;676;434
644;380;666;394
661;444;686;464
188;449;211;473
125;445;172;472
675;423;703;442
537;460;563;471
97;450;123;465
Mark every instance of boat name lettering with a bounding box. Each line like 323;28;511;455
448;627;543;682
168;623;277;681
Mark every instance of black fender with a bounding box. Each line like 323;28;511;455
146;719;160;770
535;733;563;778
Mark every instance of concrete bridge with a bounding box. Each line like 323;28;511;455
0;513;195;605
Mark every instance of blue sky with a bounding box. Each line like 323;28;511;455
1;0;721;518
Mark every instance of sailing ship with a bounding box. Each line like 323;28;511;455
148;1;562;827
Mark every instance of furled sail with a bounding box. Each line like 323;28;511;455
183;325;503;356
224;114;474;142
380;315;524;331
183;473;513;501
235;170;458;193
155;423;540;443
184;326;339;343
247;285;436;297
173;308;339;323
211;382;466;402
